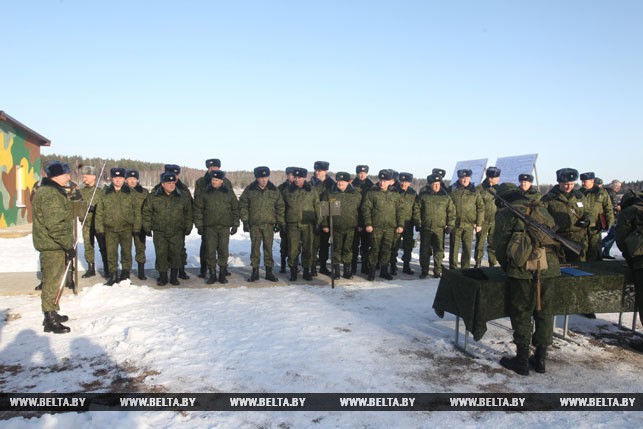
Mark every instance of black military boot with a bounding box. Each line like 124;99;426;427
105;272;119;286
351;261;357;275
178;267;190;280
137;263;147;280
319;263;331;276
265;267;278;282
82;263;96;278
529;345;547;374
119;269;130;281
280;257;287;273
500;345;530;376
367;266;375;281
379;267;393;280
342;264;353;279
42;311;69;325
207;266;217;285
420;269;429;279
170;268;180;285
43;312;71;334
248;267;260;282
332;264;341;280
157;271;168;286
403;261;414;275
218;266;229;284
303;267;313;281
289;266;298;281
389;262;398;275
198;262;207;278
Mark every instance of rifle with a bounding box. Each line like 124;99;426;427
55;160;107;305
492;190;583;256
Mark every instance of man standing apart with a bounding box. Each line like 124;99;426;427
475;166;501;268
449;169;484;270
361;169;403;281
239;166;285;282
126;169;149;279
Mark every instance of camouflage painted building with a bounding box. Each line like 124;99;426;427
0;111;51;227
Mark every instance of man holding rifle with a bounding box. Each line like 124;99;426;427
32;161;74;334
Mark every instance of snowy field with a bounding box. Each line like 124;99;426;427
1;229;642;428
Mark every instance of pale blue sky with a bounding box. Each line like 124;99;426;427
4;1;642;183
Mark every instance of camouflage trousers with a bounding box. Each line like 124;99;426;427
586;231;603;262
82;222;107;265
313;228;330;267
250;224;275;268
105;229;133;273
287;223;315;269
419;228;445;274
40;250;65;312
368;227;395;268
475;221;497;266
391;222;414;265
449;226;474;269
205;226;230;268
352;228;370;266
133;231;146;264
331;228;355;265
153;230;183;272
507;276;555;348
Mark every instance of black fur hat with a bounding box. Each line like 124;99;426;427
254;166;270;178
432;168;446;179
356;165;369;174
165;164;181;175
485;166;501;178
45;161;71;178
208;170;226;180
580;172;595;181
292;167;308;178
556;168;579;183
457;169;472;179
399;172;413;182
518;174;534;183
126;169;139;180
161;172;177;183
314;161;330;171
205;159;221;168
378;169;393;181
336;172;351;182
110;167;126;178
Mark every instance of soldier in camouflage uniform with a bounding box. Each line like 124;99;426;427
518;174;541;201
449;169;484;270
390;172;417;275
475;166;501;268
194;170;239;284
361;169;403;281
143;172;193;286
32;161;74;334
351;165;373;274
311;161;335;276
540;168;590;263
321;172;363;279
239;166;285;282
615;190;643;352
580;172;614;261
494;183;561;376
277;167;296;273
194;159;233;278
78;165;107;278
413;174;456;278
95;167;142;286
126;169;149;280
283;167;320;281
432;168;449;194
163;164;194;280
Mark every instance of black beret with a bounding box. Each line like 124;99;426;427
314;161;330;171
80;165;96;176
432;168;446;179
292;167;308;178
485;166;501;178
426;174;442;184
518;174;534;183
378;169;393;181
164;164;181;174
356;165;369;174
208;170;226;180
457;169;472;178
126;169;139;179
336;172;351;182
399;172;413;182
580;172;595;181
556;168;579;183
45;161;71;178
205;158;221;168
285;167;295;175
161;172;177;183
110;167;126;178
254;166;270;178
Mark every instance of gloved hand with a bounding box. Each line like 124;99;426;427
576;218;590;228
230;226;238;235
273;224;281;233
145;230;152;237
65;248;76;262
445;226;453;235
243;223;250;232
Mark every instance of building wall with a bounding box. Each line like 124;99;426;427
0;122;42;227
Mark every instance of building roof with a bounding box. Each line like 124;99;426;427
0;111;51;146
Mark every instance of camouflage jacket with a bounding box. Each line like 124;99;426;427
580;186;615;233
413;186;456;231
449;182;484;227
194;173;233;201
616;194;643;270
395;186;417;225
95;184;142;233
32;178;74;252
142;187;193;235
361;184;402;229
476;180;498;227
283;181;320;225
321;184;362;230
239;181;285;227
194;184;240;229
540;186;589;239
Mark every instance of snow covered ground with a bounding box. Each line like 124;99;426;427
1;230;642;428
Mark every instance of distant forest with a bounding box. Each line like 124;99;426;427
42;154;641;193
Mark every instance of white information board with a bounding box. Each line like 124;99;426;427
450;159;488;187
494;154;538;185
